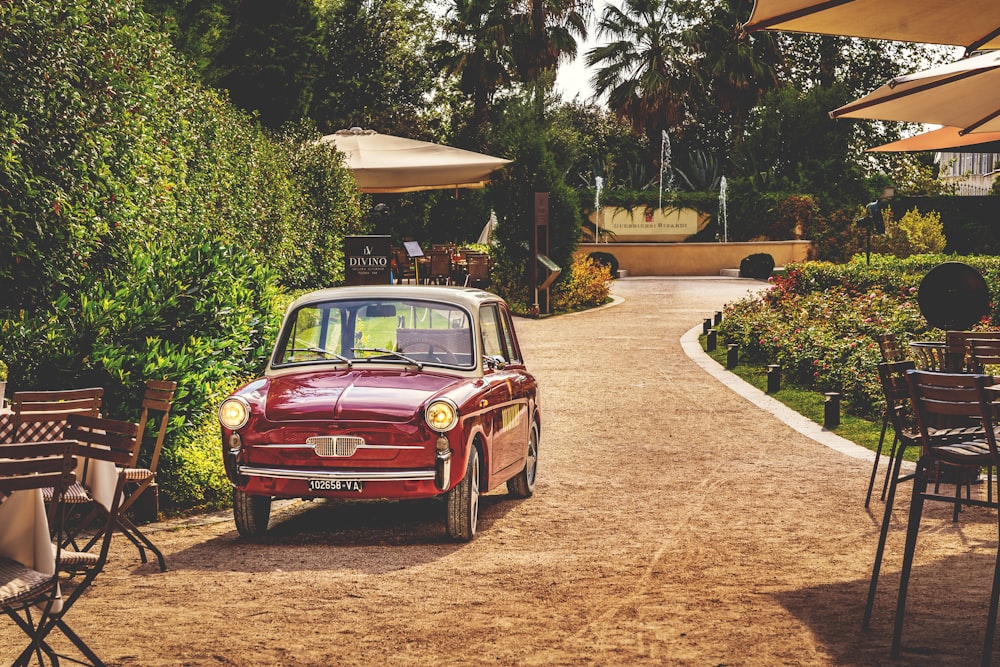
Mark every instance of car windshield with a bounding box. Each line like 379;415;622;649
273;298;475;370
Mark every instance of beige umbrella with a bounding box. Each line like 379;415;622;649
319;128;511;193
867;125;1000;152
830;50;1000;134
742;0;1000;52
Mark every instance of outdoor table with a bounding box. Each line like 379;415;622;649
0;487;55;577
909;341;946;371
0;410;116;511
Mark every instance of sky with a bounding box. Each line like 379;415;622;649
552;1;608;103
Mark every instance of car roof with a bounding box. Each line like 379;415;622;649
287;285;506;312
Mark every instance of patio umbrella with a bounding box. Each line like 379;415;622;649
319;128;511;193
742;0;1000;52
867;125;1000;153
830;50;1000;135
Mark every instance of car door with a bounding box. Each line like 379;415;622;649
480;304;530;478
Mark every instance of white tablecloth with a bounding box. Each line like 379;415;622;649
78;456;116;511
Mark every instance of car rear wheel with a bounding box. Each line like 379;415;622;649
446;446;480;541
233;488;272;537
507;422;538;498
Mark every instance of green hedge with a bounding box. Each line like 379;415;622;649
717;254;1000;421
0;0;365;512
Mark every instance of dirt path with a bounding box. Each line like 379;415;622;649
6;277;1000;666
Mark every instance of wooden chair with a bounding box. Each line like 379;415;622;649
426;251;453;285
866;360;915;508
881;370;1000;664
392;247;416;284
945;330;1000;372
877;333;906;363
863;366;992;631
44;421;138;667
93;379;176;571
464;253;491;288
0;440;78;666
9;388;103;443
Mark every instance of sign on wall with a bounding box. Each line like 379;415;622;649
592;207;707;242
344;235;392;285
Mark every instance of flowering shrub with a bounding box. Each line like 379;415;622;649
552;256;612;312
716;254;1000;420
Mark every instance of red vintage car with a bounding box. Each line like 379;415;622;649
218;285;540;541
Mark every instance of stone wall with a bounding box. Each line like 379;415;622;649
575;241;812;277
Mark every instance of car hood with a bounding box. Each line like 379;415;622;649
263;369;463;422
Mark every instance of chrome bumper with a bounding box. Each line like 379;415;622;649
237;465;436;482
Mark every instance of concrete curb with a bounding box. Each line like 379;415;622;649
680;323;878;463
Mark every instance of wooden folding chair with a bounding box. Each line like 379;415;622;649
9;388;103;443
87;380;176;571
877;332;906;363
25;421;139;667
0;440;77;666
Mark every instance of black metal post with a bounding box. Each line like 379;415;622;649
767;365;781;394
726;344;738;369
703;318;712;335
714;311;722;326
707;329;717;351
824;392;841;429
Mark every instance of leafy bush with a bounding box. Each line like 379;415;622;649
552;256;612;312
718;254;1000;420
876;207;947;258
0;0;364;510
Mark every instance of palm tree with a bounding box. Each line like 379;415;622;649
509;0;592;85
433;0;518;135
586;0;698;147
685;0;781;150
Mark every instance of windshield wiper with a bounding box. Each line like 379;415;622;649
286;347;353;367
350;347;423;370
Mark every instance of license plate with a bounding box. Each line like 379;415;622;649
308;479;364;492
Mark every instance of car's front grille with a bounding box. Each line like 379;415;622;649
307;435;365;457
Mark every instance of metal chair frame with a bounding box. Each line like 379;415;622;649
873;370;1000;665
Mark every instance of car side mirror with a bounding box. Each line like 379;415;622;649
483;355;506;371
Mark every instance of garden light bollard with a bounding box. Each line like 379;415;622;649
767;364;781;394
703;318;712;335
726;344;738;370
707;329;717;352
714;311;722;326
824;392;841;429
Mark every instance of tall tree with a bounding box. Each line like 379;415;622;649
312;0;437;136
214;0;322;128
433;0;518;138
585;0;699;148
509;0;591;85
684;0;781;150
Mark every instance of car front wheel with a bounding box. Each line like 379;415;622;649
446;446;480;541
233;488;272;537
507;422;538;498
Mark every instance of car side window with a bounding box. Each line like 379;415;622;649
480;305;506;360
499;308;521;364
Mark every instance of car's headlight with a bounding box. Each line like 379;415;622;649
425;399;459;432
219;396;251;431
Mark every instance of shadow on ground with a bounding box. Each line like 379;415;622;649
163;491;519;575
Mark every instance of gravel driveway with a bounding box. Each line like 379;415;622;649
5;277;999;666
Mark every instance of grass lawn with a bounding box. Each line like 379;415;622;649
699;334;918;462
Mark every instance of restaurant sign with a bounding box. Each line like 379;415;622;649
344;235;391;285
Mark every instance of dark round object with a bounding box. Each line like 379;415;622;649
917;262;991;330
739;253;775;280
